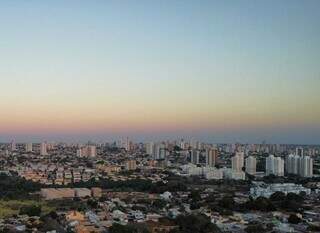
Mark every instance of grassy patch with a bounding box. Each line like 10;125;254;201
0;199;55;218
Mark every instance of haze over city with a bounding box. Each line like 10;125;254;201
1;1;320;233
0;0;319;144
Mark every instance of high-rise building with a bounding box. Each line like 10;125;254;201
206;148;218;167
296;147;304;156
76;148;82;157
10;140;16;151
25;143;33;152
286;154;313;177
274;157;285;176
154;143;166;160
123;137;130;151
146;142;154;155
266;155;284;176
286;154;300;174
245;156;256;175
190;138;197;149
40;142;48;156
125;160;137;170
76;145;96;157
232;152;244;172
88;145;96;157
300;156;313;177
191;149;200;164
179;139;185;150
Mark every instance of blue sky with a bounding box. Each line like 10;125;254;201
0;1;319;143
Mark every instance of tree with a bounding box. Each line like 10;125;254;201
87;199;98;208
286;193;303;202
109;223;149;233
270;191;286;202
171;214;221;233
243;197;276;212
218;196;235;210
288;214;301;224
189;190;201;202
152;199;167;209
48;211;58;219
245;224;265;233
19;205;42;217
206;193;216;203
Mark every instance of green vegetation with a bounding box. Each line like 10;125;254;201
109;223;149;233
152;199;167;209
242;191;305;212
245;223;268;233
288;214;301;224
171;214;221;233
0;173;42;199
0;200;55;218
19;205;42;216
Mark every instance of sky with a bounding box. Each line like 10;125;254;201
0;0;319;144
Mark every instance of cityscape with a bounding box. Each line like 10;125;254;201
1;1;320;233
0;140;319;232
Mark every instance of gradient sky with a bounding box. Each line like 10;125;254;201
0;0;319;144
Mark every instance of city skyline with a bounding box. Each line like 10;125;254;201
1;1;320;144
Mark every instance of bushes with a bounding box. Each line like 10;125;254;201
218;196;235;210
245;224;265;233
19;205;41;217
109;223;149;233
269;191;286;202
0;174;42;199
69;178;155;192
288;214;301;224
171;214;221;233
152;199;167;209
246;197;276;212
244;191;306;212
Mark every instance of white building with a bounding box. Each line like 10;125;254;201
286;154;313;177
300;156;313;177
10;140;16;151
77;145;96;157
250;182;311;198
154;143;166;160
205;169;223;180
232;152;244;172
222;168;246;180
40;142;48;156
245;156;256;175
266;155;284;176
146;142;154;155
206;148;218;167
25;143;33;152
190;149;200;165
125;160;137;171
180;164;245;180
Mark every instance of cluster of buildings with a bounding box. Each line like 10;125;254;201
0;139;319;233
18;164;96;185
76;145;97;158
41;187;102;200
286;154;313;177
250;182;312;198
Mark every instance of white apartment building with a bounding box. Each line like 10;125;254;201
286;154;313;177
245;156;256;175
232;152;244;172
266;154;284;176
206;148;218;167
40;142;48;156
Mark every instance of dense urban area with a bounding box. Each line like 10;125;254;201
0;139;319;233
